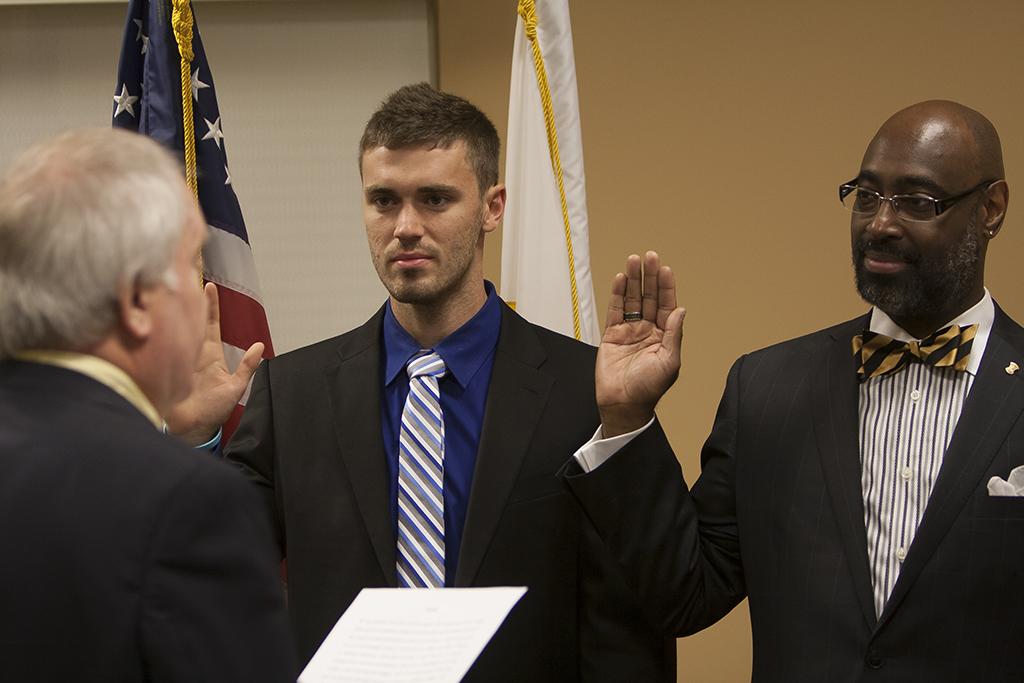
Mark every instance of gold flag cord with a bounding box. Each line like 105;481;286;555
171;0;197;196
517;0;583;341
170;0;203;279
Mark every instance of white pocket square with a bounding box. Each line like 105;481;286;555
987;464;1024;496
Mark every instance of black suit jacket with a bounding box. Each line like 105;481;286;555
567;304;1024;682
227;302;675;682
0;360;295;683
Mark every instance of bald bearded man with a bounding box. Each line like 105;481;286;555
566;101;1023;682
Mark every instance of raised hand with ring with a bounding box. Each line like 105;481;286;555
596;251;686;437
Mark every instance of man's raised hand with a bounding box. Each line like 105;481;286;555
596;251;685;437
164;282;264;446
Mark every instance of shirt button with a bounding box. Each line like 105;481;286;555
896;547;907;562
901;467;913;481
910;389;921;401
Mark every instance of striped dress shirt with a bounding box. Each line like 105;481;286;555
858;290;994;618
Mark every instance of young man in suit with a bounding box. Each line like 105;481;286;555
567;100;1022;681
176;83;675;680
0;129;295;682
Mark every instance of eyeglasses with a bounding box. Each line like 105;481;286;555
838;179;996;222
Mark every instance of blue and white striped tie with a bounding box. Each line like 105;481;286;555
397;351;447;588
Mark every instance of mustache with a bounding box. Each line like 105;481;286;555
388;240;438;260
854;237;919;264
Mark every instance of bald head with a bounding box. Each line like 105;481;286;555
866;100;1004;183
850;100;1010;337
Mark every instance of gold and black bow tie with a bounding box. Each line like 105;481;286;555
852;324;978;381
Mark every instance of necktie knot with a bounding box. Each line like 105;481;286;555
407;351;446;380
853;324;978;381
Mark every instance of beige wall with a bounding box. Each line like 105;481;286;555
437;1;1024;680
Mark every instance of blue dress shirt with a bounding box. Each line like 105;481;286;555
381;282;502;584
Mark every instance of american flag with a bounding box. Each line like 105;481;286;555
112;0;274;440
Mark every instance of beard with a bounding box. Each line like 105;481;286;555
852;217;981;321
372;215;484;308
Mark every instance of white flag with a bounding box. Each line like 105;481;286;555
501;0;600;345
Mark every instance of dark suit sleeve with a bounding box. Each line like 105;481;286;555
224;361;283;551
565;358;747;637
577;512;676;681
139;461;296;683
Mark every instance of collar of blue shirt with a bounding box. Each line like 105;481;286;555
383;280;503;389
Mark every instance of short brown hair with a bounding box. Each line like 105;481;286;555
359;83;500;193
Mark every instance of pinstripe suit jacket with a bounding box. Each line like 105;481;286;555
567;303;1024;682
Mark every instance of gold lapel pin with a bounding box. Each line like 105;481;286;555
1006;362;1020;375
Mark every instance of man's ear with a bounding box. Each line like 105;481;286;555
482;183;506;234
981;179;1009;239
117;280;156;342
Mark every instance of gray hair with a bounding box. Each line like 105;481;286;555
0;128;190;359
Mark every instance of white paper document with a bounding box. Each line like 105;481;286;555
298;586;527;683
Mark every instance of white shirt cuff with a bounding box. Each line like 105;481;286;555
572;417;656;473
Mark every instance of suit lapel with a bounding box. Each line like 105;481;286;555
455;306;554;586
810;314;878;629
324;308;397;585
878;305;1024;627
